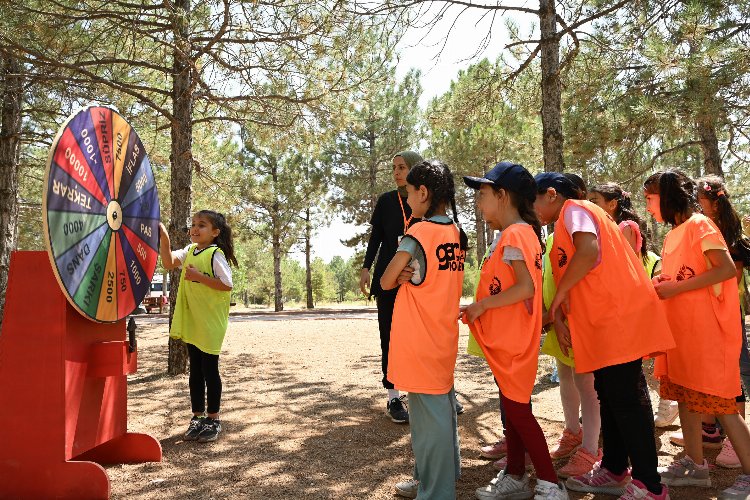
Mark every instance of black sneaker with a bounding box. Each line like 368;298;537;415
197;417;222;442
455;400;465;415
387;397;409;424
184;416;205;440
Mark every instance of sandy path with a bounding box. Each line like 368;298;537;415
108;310;731;499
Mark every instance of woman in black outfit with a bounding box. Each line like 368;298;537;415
361;151;423;423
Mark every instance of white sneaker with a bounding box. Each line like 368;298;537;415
654;399;679;428
476;471;533;499
395;478;418;498
534;480;569;499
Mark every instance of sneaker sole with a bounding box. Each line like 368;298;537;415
475;490;533;500
384;409;409;424
479;451;507;459
394;487;417;499
717;460;743;469
661;477;711;487
184;434;200;441
669;437;724;449
565;477;628;495
198;433;220;443
654;412;679;428
550;444;580;460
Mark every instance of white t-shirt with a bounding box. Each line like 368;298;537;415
563;205;602;267
492;223;528;264
173;244;233;288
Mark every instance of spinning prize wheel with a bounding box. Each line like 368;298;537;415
42;105;160;323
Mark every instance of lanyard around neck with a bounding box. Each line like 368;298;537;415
397;193;413;235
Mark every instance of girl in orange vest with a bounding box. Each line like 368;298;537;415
461;162;568;500
690;175;750;469
380;160;467;500
587;183;676;428
534;172;675;500
644;171;750;499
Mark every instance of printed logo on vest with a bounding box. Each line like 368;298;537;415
534;252;543;270
489;277;502;295
436;242;466;271
558;247;568;268
676;265;696;281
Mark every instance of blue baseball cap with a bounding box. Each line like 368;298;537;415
463;161;536;202
534;172;581;199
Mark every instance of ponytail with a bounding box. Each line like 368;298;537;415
697;175;750;255
591;182;648;258
196;209;239;267
644;170;696;226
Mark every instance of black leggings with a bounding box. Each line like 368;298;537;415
595;359;661;494
376;290;398;390
187;343;222;414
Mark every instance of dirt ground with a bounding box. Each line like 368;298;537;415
109;308;737;499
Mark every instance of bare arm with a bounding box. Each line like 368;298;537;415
184;265;232;291
549;232;599;321
380;251;413;291
460;259;535;323
158;223;181;270
621;224;638;254
655;248;737;299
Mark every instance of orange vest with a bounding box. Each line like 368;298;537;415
467;224;543;403
388;220;466;394
655;214;741;398
551;200;675;373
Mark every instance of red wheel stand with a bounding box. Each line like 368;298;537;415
0;252;161;499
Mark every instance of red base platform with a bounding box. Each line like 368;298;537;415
0;251;161;499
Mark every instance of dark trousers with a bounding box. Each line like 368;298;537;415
187;343;222;414
377;290;398;390
595;359;661;493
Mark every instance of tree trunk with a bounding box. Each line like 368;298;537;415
539;0;565;173
0;52;21;334
305;207;314;309
167;0;193;376
272;225;283;312
271;160;283;312
474;191;486;264
696;112;722;176
367;111;378;212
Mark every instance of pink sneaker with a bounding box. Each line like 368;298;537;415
619;480;669;499
550;427;583;459
566;461;632;495
717;439;742;469
493;453;532;471
557;447;602;478
480;437;507;459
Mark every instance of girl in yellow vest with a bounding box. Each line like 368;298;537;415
644;171;750;500
381;160;467;500
462;162;568;500
534;172;675;500
158;210;237;443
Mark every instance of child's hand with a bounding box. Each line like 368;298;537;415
459;301;486;323
652;273;672;286
548;289;569;322
654;279;681;300
184;264;203;283
396;266;415;285
555;315;572;356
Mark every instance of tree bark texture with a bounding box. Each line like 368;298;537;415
167;0;193;376
696;113;722;176
305;208;314;309
539;0;565;173
271;160;283;312
0;52;21;335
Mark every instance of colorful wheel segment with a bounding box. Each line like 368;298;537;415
42;105;160;323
